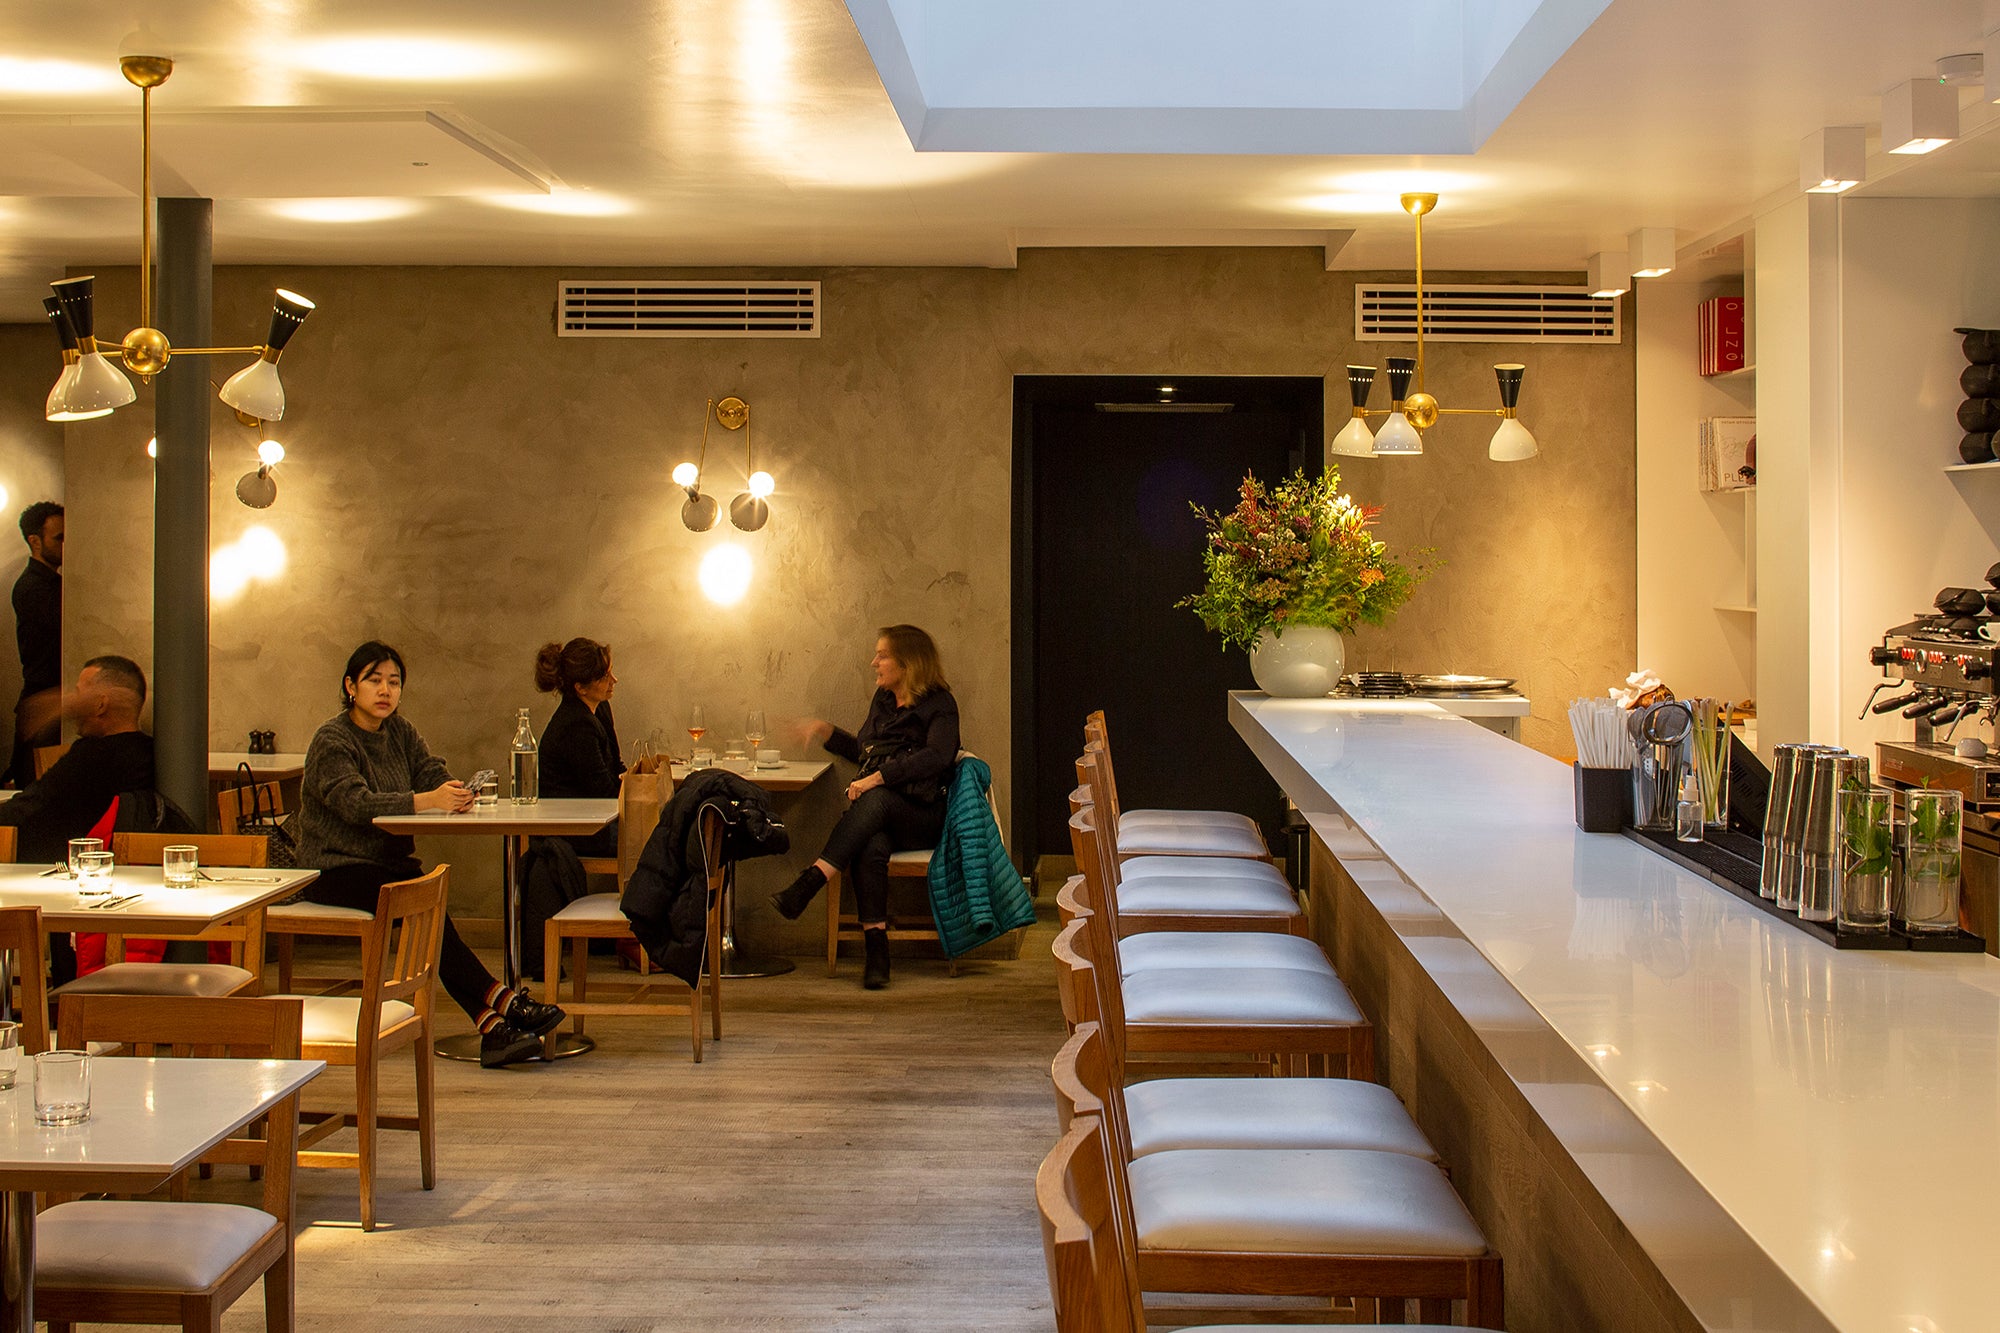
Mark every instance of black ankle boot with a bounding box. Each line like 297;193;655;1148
862;928;890;990
770;865;827;920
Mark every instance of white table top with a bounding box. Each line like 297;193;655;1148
208;752;308;777
1231;692;1999;1333
0;865;317;934
0;1056;322;1192
373;797;617;837
669;759;831;793
1334;690;1531;718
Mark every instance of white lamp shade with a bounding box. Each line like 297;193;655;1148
1882;78;1956;154
1628;228;1676;278
1800;126;1865;193
44;365;111;422
218;357;285;420
61;351;136;415
1328;415;1376;458
1489;416;1539;461
1586;251;1630;298
1372;411;1423;456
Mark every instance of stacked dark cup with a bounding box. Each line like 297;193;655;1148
1955;327;2000;463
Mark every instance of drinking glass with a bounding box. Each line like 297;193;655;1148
76;850;114;896
0;1022;21;1090
162;844;199;888
34;1050;90;1125
746;710;767;751
1900;789;1963;934
474;779;499;808
1837;787;1894;934
687;706;707;753
66;837;102;880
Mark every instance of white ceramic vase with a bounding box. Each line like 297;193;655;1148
1248;624;1346;697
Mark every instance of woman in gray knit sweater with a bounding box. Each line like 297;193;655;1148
296;641;564;1068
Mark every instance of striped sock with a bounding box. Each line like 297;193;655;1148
476;982;517;1033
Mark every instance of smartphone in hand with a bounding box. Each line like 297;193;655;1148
467;769;498;790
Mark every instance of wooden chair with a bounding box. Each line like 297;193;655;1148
54;834;272;1000
0;826;17;863
0;904;50;1055
38;994;306;1333
1068;807;1374;1079
225;783;371;995
825;752;1018;976
1036;1112;1486;1333
1079;714;1269;861
279;866;447;1231
542;805;725;1060
32;742;70;780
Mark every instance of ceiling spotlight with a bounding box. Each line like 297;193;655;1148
1628;228;1676;279
1800;127;1866;194
1586;251;1631;298
1882;77;1957;154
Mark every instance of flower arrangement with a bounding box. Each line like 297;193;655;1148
1178;467;1425;652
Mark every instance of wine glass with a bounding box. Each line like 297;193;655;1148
687;706;707;747
746;710;767;767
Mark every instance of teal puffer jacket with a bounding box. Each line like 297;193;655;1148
926;755;1036;957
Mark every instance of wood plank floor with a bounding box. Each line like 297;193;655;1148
101;907;1068;1332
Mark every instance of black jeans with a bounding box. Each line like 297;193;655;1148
305;861;504;1022
819;788;944;923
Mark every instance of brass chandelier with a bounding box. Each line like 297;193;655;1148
42;55;315;424
1329;193;1538;463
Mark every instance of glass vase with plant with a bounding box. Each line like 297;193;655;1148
1837;782;1894;934
1900;787;1963;934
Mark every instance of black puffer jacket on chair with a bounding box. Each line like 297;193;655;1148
621;769;789;986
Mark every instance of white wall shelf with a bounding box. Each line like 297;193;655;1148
1945;460;2000;473
1715;604;1758;614
1705;364;1757;381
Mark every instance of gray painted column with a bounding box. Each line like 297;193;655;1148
153;197;211;829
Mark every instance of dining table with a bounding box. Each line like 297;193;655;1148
373;799;616;1061
0;1054;324;1333
0;863;318;937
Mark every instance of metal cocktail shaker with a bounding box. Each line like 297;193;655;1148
1799;752;1868;922
1760;744;1807;900
1630;701;1693;832
1777;744;1840;911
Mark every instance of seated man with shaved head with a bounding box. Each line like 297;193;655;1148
0;655;155;863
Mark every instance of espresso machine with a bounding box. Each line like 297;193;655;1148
1868;583;2000;950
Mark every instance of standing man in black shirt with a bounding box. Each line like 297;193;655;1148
8;502;63;788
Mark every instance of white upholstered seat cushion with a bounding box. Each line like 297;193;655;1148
1121;967;1364;1027
268;901;372;922
1114;877;1299;919
1129;1148;1485;1255
1119;808;1261;837
551;892;627;922
1125;1077;1437;1160
289;994;418;1045
1119;932;1333;977
54;964;254;998
36;1200;278;1290
1116;823;1268;859
1118;855;1291;889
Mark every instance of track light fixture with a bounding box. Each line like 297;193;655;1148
674;396;777;532
42;57;316;424
1801;126;1866;194
1329;194;1537;464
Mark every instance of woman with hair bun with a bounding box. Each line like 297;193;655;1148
534;636;623;858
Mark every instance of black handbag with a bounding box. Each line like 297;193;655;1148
232;762;297;869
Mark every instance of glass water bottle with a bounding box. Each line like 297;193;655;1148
509;707;539;805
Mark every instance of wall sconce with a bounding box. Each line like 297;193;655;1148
233;423;286;509
674;396;776;532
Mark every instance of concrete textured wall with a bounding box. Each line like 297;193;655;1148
44;250;1635;942
0;326;68;753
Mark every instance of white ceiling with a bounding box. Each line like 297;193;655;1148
6;0;2000;323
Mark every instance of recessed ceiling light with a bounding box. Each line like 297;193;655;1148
1300;193;1411;216
267;198;421;224
483;191;632;217
291;35;559;82
0;57;130;96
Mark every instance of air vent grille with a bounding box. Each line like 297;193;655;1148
1356;284;1620;344
557;280;820;338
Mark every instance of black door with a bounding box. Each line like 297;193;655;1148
1012;376;1323;868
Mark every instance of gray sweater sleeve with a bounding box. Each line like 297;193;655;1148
305;728;418;825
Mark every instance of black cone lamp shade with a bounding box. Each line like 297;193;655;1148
219;289;314;421
43;297;113;422
1329;365;1379;458
1488;363;1537;461
48;276;96;343
1374;357;1422;455
45;275;135;415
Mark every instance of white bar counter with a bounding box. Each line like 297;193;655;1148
1232;692;2000;1333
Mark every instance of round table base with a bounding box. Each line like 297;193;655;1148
720;949;796;979
434;1031;596;1063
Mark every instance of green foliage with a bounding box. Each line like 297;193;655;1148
1177;467;1430;652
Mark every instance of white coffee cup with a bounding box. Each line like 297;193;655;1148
755;748;783;769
